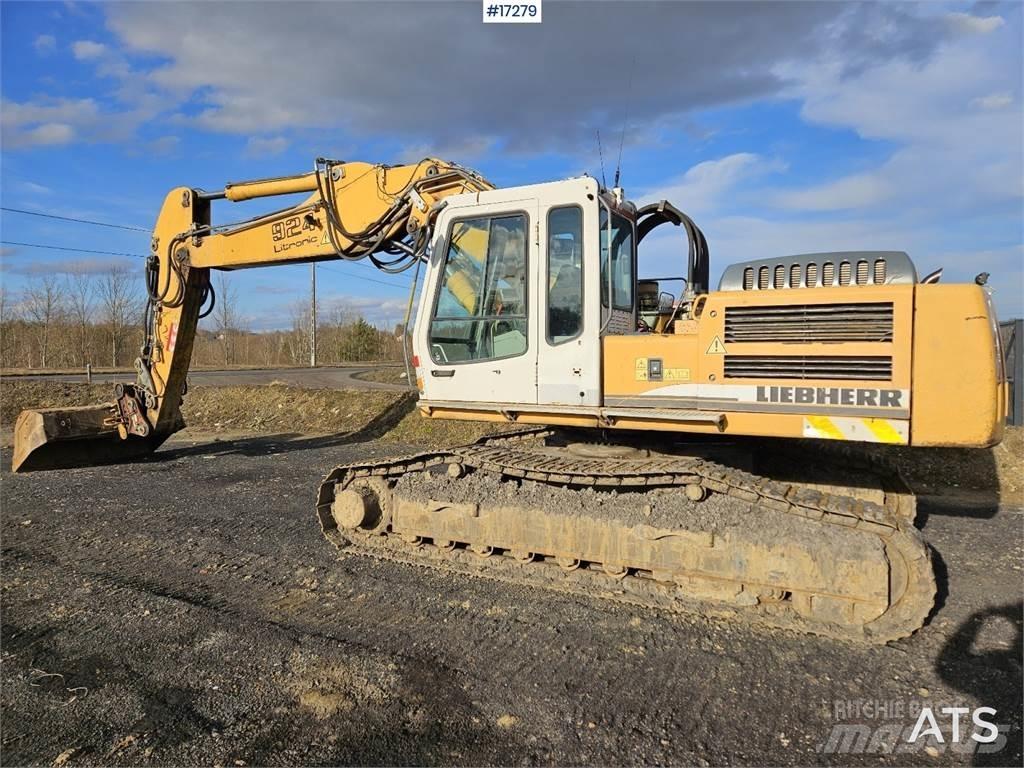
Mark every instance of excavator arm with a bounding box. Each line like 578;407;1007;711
12;158;493;471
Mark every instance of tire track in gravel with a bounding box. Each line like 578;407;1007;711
2;440;1021;766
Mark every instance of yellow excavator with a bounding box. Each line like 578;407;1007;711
12;158;1008;642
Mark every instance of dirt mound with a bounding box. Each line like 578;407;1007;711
0;380;412;438
0;382;112;426
182;385;409;435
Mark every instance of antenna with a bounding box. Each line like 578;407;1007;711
614;56;636;188
596;130;607;188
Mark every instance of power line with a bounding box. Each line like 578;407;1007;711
1;240;148;259
1;206;150;232
316;262;411;289
2;207;415;286
2;241;413;289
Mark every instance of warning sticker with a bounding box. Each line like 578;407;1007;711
665;367;691;381
166;322;178;354
706;335;726;355
634;357;648;381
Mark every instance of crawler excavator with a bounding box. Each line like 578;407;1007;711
12;158;1009;642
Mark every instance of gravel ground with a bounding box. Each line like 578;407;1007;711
1;434;1021;767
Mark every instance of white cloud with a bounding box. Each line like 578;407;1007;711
5;256;140;277
33;34;56;54
945;12;1005;36
22;123;75;146
100;1;956;148
320;294;410;328
3;2;973;157
0;93;157;149
1;97;96;147
972;93;1013;111
397;136;495;165
773;173;892;211
639;153;786;214
768;17;1022;215
18;181;54;195
244;136;289;157
1;97;99;126
72;40;107;59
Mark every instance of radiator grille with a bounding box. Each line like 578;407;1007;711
724;355;892;380
719;251;917;291
724;302;894;343
839;261;852;286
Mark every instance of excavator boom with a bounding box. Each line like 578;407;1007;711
12;158;492;472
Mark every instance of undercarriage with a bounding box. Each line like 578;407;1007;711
317;429;935;643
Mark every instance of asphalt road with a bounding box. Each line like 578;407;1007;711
4;366;406;391
1;436;1021;766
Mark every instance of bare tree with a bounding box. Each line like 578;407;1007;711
329;303;356;328
212;272;240;365
0;285;17;368
66;269;96;366
22;274;67;368
99;267;142;367
285;300;310;366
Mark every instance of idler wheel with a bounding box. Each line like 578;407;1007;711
331;478;390;532
332;486;381;530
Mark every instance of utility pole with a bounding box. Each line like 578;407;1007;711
310;263;317;368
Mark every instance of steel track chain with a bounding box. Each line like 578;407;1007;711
315;429;935;643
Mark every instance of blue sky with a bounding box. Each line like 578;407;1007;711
2;0;1021;331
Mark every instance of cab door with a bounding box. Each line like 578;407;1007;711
415;199;539;405
536;202;602;406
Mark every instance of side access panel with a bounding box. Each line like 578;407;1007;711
602;285;915;443
910;284;1006;447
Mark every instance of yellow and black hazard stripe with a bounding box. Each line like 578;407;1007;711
803;415;908;445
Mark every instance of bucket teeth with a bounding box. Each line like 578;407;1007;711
11;405;173;472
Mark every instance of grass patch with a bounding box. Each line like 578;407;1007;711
380;407;508;446
1;382;113;427
182;384;406;435
0;380;407;437
353;367;409;385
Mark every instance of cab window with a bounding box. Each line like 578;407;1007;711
547;206;583;343
600;206;635;312
429;213;528;364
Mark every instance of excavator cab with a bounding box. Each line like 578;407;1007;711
413;178;712;415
